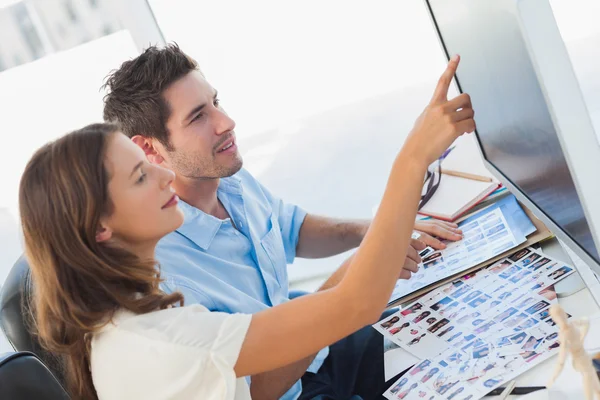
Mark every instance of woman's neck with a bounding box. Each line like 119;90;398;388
120;239;157;263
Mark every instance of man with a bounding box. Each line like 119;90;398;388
102;44;462;399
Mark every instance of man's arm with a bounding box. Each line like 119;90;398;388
296;214;463;258
295;215;369;258
250;242;425;399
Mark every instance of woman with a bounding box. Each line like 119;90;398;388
389;322;410;336
421;367;439;383
409;359;431;376
389;377;408;394
380;315;400;329
413;311;431;323
408;333;426;346
20;56;474;399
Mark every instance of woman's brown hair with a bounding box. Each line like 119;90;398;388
19;123;183;399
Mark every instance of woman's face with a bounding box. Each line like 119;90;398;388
99;133;184;248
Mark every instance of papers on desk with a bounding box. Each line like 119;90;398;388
389;195;534;306
377;247;576;400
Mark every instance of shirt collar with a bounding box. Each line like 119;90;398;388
176;201;221;250
217;174;242;195
174;175;243;250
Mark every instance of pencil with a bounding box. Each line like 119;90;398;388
486;386;546;396
441;167;493;183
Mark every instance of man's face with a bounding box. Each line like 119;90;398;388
158;71;242;179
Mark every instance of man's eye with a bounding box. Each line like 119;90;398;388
136;173;147;184
191;113;203;122
214;98;220;107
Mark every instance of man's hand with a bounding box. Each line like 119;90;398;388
398;220;463;280
414;220;463;250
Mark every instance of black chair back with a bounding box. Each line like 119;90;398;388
0;256;67;388
0;351;69;399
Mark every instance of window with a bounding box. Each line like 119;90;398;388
11;2;45;59
64;0;78;22
0;0;123;70
102;23;113;36
56;22;66;39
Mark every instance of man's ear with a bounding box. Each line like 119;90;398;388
95;223;113;243
131;135;165;165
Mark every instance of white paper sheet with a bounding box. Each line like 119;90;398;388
389;207;526;305
384;346;420;382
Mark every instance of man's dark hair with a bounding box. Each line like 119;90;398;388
102;43;198;149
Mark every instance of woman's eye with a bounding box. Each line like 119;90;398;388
214;98;220;107
136;173;147;184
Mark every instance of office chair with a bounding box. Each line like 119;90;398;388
0;351;69;399
0;255;67;388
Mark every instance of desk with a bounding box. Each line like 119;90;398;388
481;238;600;399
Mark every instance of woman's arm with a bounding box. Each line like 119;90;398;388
235;55;475;377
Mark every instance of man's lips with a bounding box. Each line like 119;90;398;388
216;137;236;153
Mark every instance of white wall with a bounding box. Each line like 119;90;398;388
0;31;138;217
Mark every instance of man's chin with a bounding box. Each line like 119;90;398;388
221;159;243;178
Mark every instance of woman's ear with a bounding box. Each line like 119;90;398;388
131;135;165;165
96;223;113;243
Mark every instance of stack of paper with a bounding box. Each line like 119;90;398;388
377;247;576;400
418;176;498;222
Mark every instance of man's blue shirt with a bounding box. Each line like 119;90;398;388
158;168;328;400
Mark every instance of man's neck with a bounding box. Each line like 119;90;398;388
172;176;223;218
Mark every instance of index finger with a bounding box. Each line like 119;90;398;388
430;54;460;104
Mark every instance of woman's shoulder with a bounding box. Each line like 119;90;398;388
112;304;210;324
101;305;252;351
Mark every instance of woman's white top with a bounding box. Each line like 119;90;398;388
91;305;252;400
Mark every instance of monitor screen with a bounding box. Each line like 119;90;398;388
427;0;600;262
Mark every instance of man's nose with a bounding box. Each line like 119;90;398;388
215;109;236;135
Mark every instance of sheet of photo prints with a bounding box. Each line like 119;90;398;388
389;205;527;304
376;247;575;400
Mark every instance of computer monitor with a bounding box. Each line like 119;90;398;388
424;0;600;292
